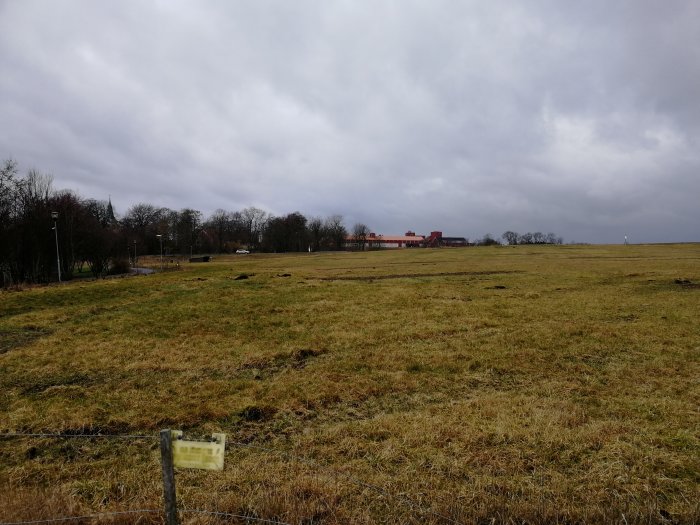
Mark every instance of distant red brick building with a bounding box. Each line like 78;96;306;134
346;230;469;249
424;231;469;247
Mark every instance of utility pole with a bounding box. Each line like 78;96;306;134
51;212;61;282
157;234;163;270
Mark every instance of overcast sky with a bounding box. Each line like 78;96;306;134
1;1;698;243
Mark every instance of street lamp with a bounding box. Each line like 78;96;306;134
51;212;61;283
133;240;137;270
156;234;163;270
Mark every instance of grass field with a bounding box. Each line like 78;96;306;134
1;244;698;524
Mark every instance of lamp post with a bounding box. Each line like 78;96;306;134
156;234;163;270
51;212;61;283
133;240;137;271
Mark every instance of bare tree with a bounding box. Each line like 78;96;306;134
325;215;347;251
308;216;324;252
206;209;232;253
478;233;501;246
240;207;269;251
502;231;519;245
76;200;120;277
17;170;54;283
261;212;308;252
0;159;19;286
175;208;203;256
122;203;160;252
546;232;563;245
519;232;533;244
352;222;370;251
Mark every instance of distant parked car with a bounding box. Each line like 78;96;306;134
236;249;250;254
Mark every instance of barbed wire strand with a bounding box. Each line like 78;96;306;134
0;433;155;440
180;508;291;524
228;441;463;525
0;508;295;525
0;433;219;443
0;509;161;525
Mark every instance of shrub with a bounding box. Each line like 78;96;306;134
108;258;130;275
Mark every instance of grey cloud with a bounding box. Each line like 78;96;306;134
0;0;698;243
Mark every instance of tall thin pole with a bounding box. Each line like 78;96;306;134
160;429;178;525
52;213;61;283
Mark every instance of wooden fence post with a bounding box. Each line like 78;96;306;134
160;429;178;525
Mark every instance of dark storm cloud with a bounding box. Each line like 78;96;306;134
1;0;698;243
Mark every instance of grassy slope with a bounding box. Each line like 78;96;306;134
0;245;698;524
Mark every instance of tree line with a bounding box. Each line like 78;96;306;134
500;231;563;245
1;159;566;286
448;232;564;246
1;160;348;286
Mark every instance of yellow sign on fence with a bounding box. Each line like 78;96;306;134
171;431;226;470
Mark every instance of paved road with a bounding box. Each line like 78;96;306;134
131;267;155;275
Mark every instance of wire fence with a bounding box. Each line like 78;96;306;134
0;431;462;525
0;433;156;440
0;510;162;525
0;510;290;525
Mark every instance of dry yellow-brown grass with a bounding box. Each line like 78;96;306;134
1;244;699;524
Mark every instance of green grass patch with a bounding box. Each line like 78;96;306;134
1;244;699;523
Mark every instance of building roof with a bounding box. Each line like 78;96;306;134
375;235;425;242
345;234;425;242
